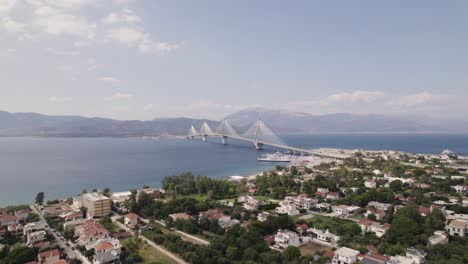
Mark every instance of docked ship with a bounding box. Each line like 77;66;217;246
257;152;292;162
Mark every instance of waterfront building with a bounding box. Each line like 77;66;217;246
82;192;111;218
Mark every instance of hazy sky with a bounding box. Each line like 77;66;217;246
1;0;467;120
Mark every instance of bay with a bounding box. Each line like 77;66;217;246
0;133;467;206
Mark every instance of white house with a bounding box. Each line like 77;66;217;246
27;230;47;246
276;203;300;216
365;180;377;189
332;205;361;217
124;213;138;229
332;247;360;264
93;239;122;264
358;218;391;238
367;201;391;211
428;230;448;245
308;228;340;247
388;248;427;264
274;229;302;248
257;212;270;222
452;185;467;193
446;219;468;237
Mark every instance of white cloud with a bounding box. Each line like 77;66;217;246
105;92;132;101
28;0;97;10
0;48;16;57
100;76;121;83
324;90;385;105
0;17;26;34
49;96;72;103
35;12;96;39
102;8;141;24
107;27;179;53
73;40;92;47
0;0;16;14
391;92;455;108
46;47;80;56
143;104;153;110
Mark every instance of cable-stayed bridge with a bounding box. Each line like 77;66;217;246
187;120;315;155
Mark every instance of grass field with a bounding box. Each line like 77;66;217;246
121;238;178;264
299;242;329;256
180;194;207;202
253;195;274;201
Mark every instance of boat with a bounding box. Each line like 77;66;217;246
257;152;292;162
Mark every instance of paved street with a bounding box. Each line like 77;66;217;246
30;205;91;264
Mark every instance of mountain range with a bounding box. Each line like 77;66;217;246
0;108;466;137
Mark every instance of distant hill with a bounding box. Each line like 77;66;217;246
225;108;467;134
0;111;217;137
0;109;466;137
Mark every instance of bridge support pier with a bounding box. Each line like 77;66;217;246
254;142;264;150
222;136;228;145
202;135;208;142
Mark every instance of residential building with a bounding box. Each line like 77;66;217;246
332;247;360;264
308;228;340;247
332;205;361;217
15;209;30;221
257;211;270;222
296;223;308;234
367;201;391;211
23;222;46;236
82;193;111;218
138;188;162;200
361;253;388;264
27;230;47;246
110;191;132;203
358;218;391;238
365;180;377;189
238;196;261;211
0;214;19;226
274;229;302;248
388;248;426;264
199;209;230;223
169;213;191;221
124;213;138;229
38;249;60;264
276;202;299;216
428;230;448;245
93;240;122;264
365;207;386;220
74;220;110;248
326;192;340;200
446;219;468;237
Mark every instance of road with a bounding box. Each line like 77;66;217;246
30;205;91;264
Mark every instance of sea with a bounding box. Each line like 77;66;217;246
0;133;467;206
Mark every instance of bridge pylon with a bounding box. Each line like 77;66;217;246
215;120;239;145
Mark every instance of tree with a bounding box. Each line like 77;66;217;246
386;216;421;245
389;180;403;192
35;192;45;205
84;249;95;259
80;206;87;219
283;246;301;261
103;187;111;197
0;246;35;264
68;259;82;264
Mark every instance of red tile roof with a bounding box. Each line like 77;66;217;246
125;213;138;220
95;241;114;251
38;249;60;259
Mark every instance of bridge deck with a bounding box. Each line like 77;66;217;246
190;133;325;156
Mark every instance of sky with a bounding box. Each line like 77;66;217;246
0;0;467;121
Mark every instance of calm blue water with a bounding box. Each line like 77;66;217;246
0;134;467;206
